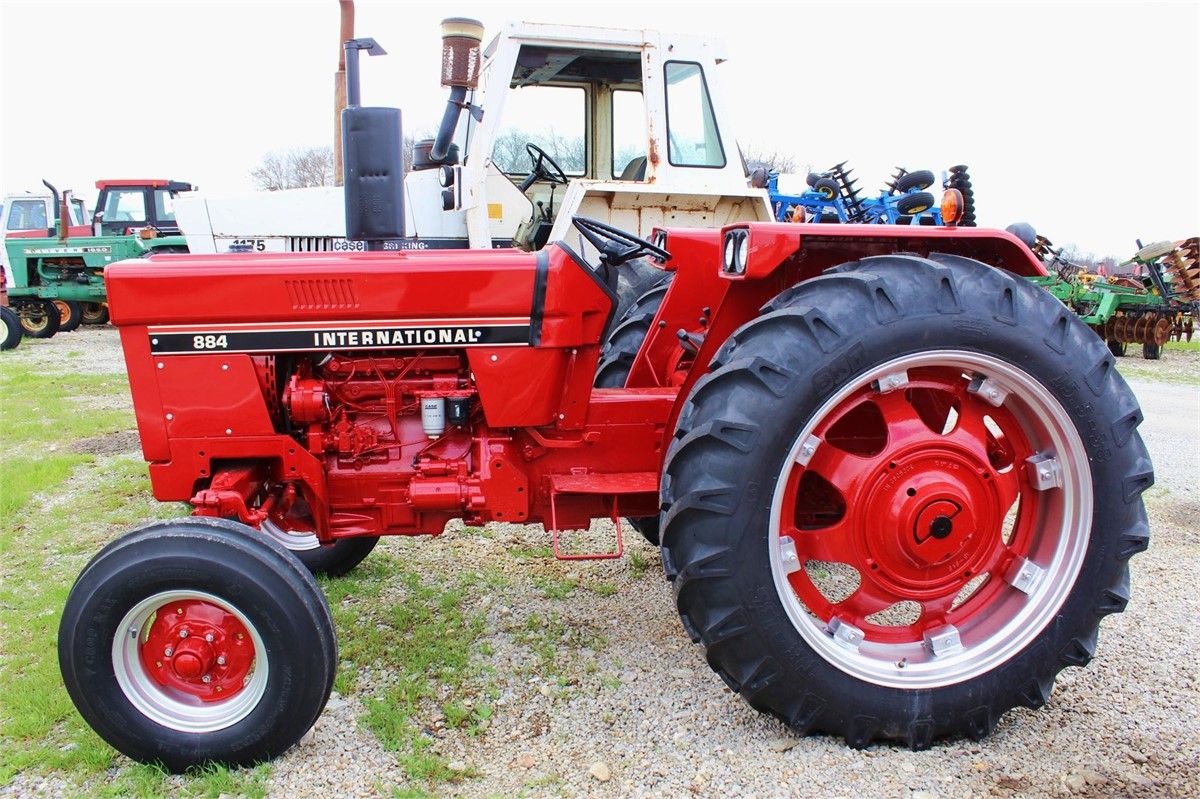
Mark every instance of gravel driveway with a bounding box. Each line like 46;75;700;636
3;329;1197;799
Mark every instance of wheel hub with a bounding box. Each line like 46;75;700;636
139;599;255;701
860;448;996;598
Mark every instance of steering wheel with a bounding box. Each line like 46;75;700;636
519;143;569;192
571;216;672;268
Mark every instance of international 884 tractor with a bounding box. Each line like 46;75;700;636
59;21;1152;770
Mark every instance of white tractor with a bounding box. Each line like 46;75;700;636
176;18;771;262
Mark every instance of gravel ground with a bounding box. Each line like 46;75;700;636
3;328;1198;799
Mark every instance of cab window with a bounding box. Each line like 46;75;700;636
154;190;177;222
492;85;587;176
664;61;725;168
102;189;148;223
6;200;47;230
612;90;646;179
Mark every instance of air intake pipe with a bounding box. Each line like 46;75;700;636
430;17;484;162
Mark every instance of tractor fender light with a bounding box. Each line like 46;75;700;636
940;189;964;226
723;230;749;274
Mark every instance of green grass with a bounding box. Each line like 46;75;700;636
0;362;263;797
321;552;491;786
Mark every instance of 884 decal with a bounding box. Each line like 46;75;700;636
192;334;228;350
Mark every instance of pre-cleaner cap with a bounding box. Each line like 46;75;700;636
440;17;484;88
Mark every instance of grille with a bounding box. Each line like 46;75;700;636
284;278;360;309
287;236;337;252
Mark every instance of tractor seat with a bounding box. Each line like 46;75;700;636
617;156;647;181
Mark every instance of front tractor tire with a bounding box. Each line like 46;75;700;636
54;300;84;332
661;254;1152;748
59;518;337;771
16;299;60;338
81;301;110;325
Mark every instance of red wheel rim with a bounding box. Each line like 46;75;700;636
769;352;1091;688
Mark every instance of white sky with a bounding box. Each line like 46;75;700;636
2;0;1196;257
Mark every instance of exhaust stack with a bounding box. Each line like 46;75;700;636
341;38;405;249
430;17;484;162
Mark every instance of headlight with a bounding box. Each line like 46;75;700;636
723;230;749;274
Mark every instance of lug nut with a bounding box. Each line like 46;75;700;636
164;647;174;657
217;655;227;666
179;628;189;638
205;633;215;643
202;675;211;684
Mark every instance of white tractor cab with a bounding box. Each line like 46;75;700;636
176;19;771;256
1;188;90;287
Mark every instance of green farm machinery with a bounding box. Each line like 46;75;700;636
4;179;191;339
1026;236;1198;360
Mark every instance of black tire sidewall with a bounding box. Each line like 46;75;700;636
1;306;21;349
293;536;380;577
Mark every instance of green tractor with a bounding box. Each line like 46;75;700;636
4;179;192;339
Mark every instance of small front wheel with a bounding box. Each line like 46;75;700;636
59;518;337;770
54;300;84;332
16;299;60;338
81;302;110;325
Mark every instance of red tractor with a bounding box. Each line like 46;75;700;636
59;33;1151;771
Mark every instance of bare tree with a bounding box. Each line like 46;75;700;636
252;137;418;190
742;146;806;174
250;146;335;191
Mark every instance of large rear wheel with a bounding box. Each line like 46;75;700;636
661;253;1152;747
59;517;337;770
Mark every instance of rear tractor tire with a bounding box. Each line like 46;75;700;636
58;518;337;771
1;306;22;350
16;299;60;338
82;302;110;325
54;300;84;333
661;253;1151;748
